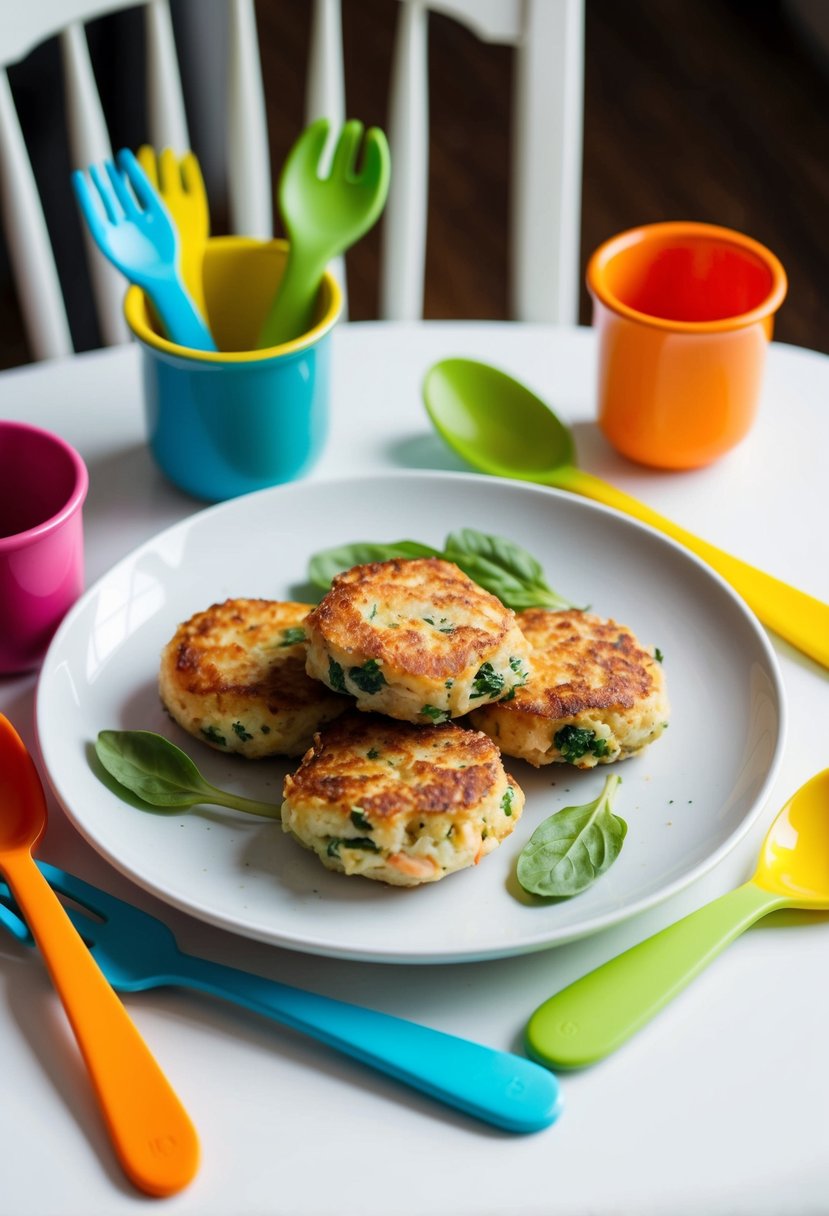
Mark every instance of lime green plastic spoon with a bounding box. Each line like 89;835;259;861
423;358;829;671
258;118;390;348
525;768;829;1070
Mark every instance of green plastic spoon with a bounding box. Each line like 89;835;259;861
524;768;829;1069
258;118;391;348
423;358;829;671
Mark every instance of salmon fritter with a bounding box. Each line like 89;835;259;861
304;557;532;724
159;598;348;758
281;714;524;885
467;608;669;768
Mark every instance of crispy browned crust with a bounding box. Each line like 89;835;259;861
505;609;658;718
283;713;508;822
163;598;341;712
305;558;521;680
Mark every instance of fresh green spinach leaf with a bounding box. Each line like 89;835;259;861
308;540;440;590
95;730;282;819
307;529;576;612
516;774;626;897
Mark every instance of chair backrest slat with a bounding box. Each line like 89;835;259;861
0;0;584;360
306;0;347;314
510;0;583;325
226;0;272;239
380;0;429;321
306;0;345;126
144;0;189;150
0;69;72;359
60;22;129;345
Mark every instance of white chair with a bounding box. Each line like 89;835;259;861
0;0;583;363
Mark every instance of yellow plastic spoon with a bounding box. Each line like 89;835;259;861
423;358;829;671
0;715;199;1197
526;768;829;1069
137;145;209;316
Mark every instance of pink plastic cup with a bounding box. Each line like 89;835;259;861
0;422;88;674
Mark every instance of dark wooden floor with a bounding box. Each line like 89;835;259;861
1;0;827;368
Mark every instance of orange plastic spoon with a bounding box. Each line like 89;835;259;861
0;716;199;1197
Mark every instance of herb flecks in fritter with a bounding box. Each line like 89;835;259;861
281;715;524;886
159;598;347;759
304;558;532;724
468;609;669;769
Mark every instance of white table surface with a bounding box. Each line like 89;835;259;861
1;322;828;1216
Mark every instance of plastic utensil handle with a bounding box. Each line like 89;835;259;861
1;850;199;1196
555;465;829;670
258;248;322;348
526;880;782;1069
146;275;217;352
175;952;561;1133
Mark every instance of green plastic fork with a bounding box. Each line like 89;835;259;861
258;118;391;348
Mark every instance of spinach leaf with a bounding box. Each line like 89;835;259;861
470;662;505;699
308;540;440;590
326;836;380;857
554;725;610;764
443;529;574;611
278;626;307;647
328;658;347;692
348;659;387;694
306;529;576;612
516;774;626;897
95;730;282;819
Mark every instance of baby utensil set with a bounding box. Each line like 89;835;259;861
74;121;390;357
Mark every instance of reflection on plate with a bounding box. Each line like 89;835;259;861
36;472;784;964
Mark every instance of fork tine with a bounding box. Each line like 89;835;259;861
158;147;180;195
180;151;205;199
0;891;32;944
88;164;120;224
104;158;140;218
330;120;364;181
117;147;161;214
36;860;117;920
71;170;109;245
355;127;391;192
136;144;160;189
282;117;331;183
0;884;101;944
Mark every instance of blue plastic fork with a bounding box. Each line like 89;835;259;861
72;148;217;351
0;861;561;1134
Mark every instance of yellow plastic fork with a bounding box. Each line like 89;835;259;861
137;146;210;315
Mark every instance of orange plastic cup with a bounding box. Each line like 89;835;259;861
586;222;787;469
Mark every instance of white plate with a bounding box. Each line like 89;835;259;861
36;471;785;964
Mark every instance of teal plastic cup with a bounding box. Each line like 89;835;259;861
124;237;342;502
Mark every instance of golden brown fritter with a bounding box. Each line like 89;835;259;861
281;714;524;885
467;609;669;768
159;598;347;758
304;558;532;723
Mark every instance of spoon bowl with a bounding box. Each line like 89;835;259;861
526;768;829;1069
0;720;45;850
423;358;575;476
755;768;829;903
423;357;829;671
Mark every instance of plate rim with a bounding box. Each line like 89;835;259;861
35;469;787;963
